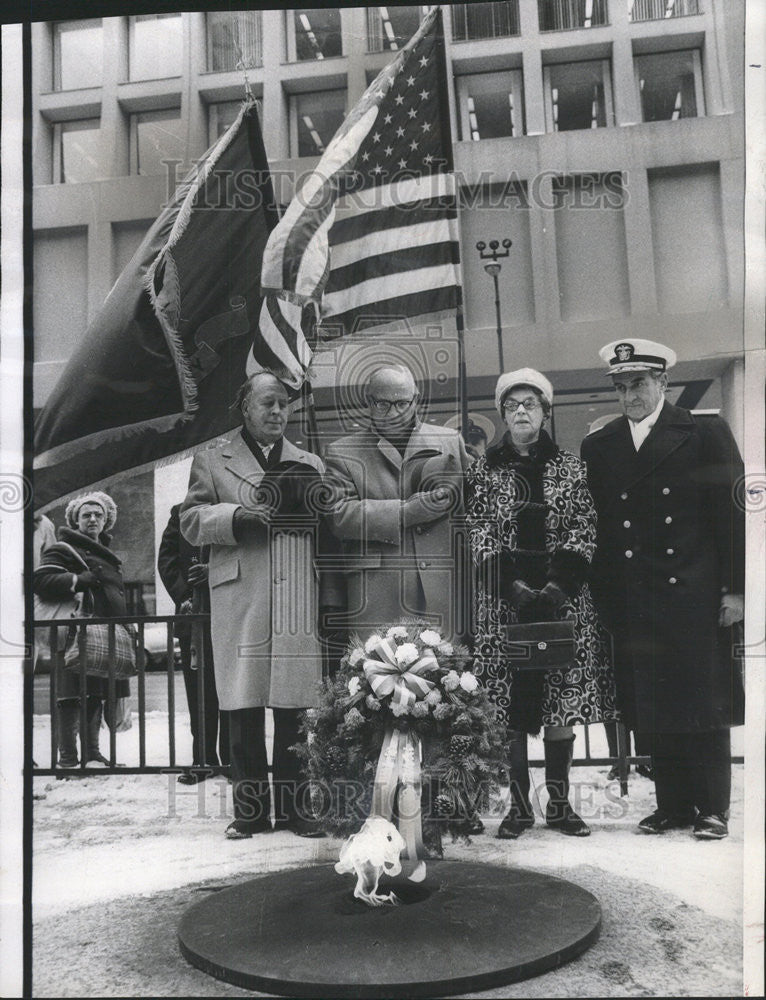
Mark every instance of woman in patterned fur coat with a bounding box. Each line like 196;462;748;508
466;368;617;839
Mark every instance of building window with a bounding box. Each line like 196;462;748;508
544;60;614;131
128;14;183;82
53;119;101;183
290;90;346;157
288;9;342;62
208;100;261;144
366;7;429;52
628;0;700;22
456;70;525;140
636;50;704;121
206;11;262;72
130;110;185;176
53;19;103;91
538;0;609;31
451;2;520;41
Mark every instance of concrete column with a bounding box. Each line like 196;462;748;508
622;167;658;314
87;219;115;322
342;7;367;106
518;1;545;135
260;9;288;160
31;22;54;185
101;17;129;179
534;172;562;327
719;155;745;310
611;36;641;126
719;355;744;450
185;12;209;164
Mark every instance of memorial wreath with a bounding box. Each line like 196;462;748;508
297;624;508;842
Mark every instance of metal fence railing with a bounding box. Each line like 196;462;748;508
31;613;741;794
31;613;227;778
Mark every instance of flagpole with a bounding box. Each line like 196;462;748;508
433;7;470;439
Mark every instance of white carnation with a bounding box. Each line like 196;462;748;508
394;642;419;667
437;641;454;656
348;648;365;667
459;672;479;693
419;629;442;647
386;626;408;640
348;676;361;696
442;670;460;691
364;634;383;654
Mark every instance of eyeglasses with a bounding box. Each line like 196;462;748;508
369;396;417;416
503;396;542;413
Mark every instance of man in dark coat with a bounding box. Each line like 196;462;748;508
581;339;745;840
158;504;229;783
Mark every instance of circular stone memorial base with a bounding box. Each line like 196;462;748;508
178;860;601;998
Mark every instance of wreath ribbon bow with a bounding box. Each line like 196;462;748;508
362;636;438;711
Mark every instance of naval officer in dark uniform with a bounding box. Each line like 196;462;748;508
581;339;744;840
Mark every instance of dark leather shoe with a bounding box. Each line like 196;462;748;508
546;803;590;837
693;814;728;840
467;813;485;836
178;770;212;785
638;810;694;834
421;821;443;859
225;819;272;839
274;818;326;838
497;810;535;840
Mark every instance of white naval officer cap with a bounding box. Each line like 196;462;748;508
494;368;554;413
599;339;677;376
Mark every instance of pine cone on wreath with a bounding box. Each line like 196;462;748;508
449;735;473;762
433;792;453;819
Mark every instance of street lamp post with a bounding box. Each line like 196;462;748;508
476;239;512;372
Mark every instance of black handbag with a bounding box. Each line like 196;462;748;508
500;620;576;671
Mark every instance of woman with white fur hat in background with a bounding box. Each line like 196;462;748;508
466;369;618;838
34;491;130;769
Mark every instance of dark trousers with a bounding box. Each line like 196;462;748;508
228;706;306;827
639;730;731;817
180;632;229;766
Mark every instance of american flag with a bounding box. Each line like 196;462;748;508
250;6;461;386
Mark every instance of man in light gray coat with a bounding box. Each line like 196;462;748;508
324;364;472;641
181;372;339;839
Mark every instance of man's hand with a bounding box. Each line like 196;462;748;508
538;581;570;618
74;570;98;591
509;580;539;610
403;486;458;527
719;593;744;628
187;563;208;586
233;505;272;541
179;598;193;615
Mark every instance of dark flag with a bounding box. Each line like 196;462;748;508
255;6;461;378
34;100;279;509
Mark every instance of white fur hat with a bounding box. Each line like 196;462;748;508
65;491;117;531
494;368;554;413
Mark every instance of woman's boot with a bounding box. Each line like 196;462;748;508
85;697;109;766
57;699;80;769
544;735;590;836
497;731;535;839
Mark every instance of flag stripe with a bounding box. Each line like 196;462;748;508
336;173;454;218
323;263;459;317
323;287;460;338
330;202;457;250
328;241;458;294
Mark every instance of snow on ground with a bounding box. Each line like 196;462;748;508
32;712;744;932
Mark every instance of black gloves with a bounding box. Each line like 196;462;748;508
537;581;570;617
509;580;539;610
74;570;98;591
232;506;271;542
507;579;571;618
